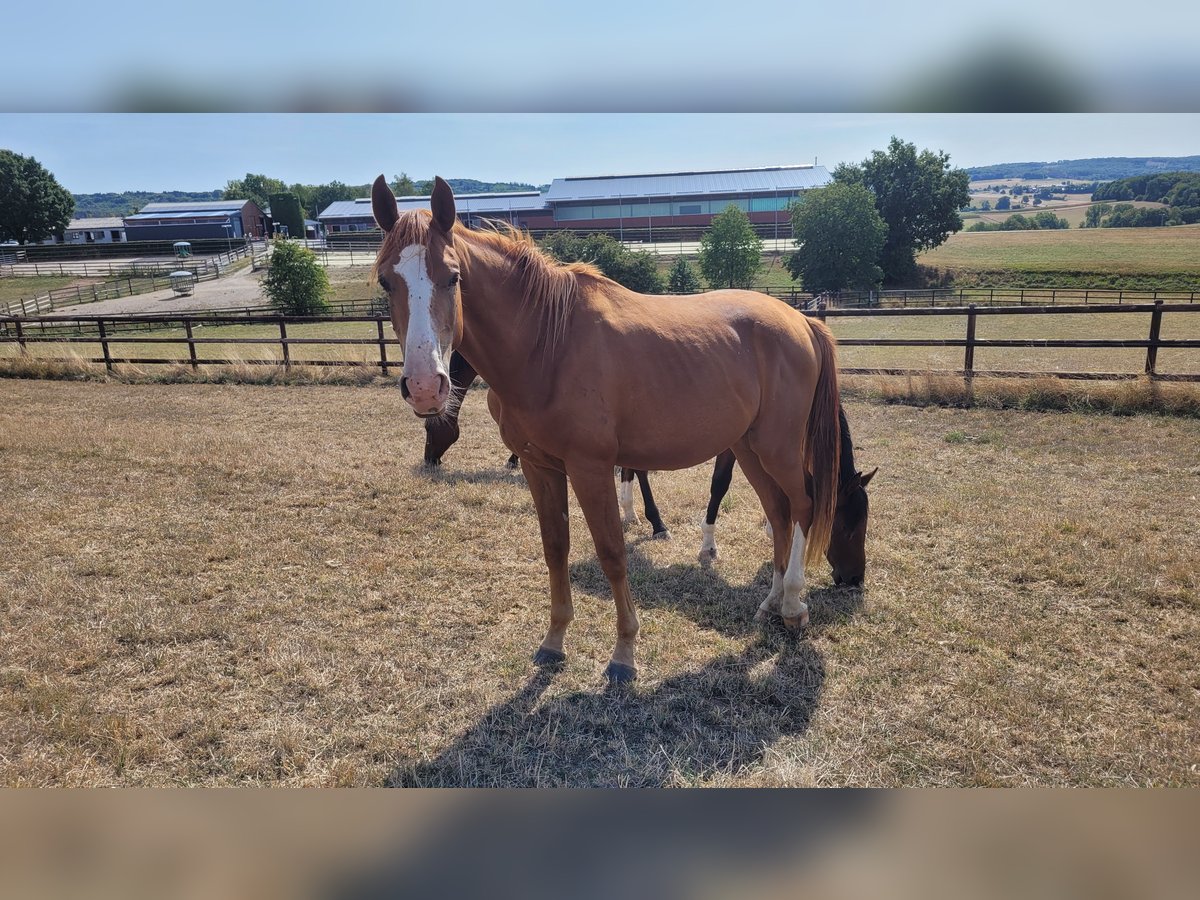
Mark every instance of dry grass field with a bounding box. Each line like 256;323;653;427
920;225;1200;276
1;380;1197;787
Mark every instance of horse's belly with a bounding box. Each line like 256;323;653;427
613;416;750;472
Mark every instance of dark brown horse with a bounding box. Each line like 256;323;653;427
373;176;873;683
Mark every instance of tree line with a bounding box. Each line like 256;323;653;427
1089;172;1200;225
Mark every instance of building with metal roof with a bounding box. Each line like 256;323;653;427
319;192;554;235
543;165;832;238
61;217;127;245
317;165;831;241
123;199;267;241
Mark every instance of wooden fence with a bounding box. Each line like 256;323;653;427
0;245;255;316
2;302;1197;382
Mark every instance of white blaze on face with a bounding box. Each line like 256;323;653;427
393;244;446;378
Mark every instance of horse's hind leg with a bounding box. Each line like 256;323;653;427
698;449;736;567
751;441;816;631
523;460;573;667
618;468;640;526
635;470;670;539
730;441;793;623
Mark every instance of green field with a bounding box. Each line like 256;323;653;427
920;225;1200;277
1;321;388;367
828;307;1200;377
0;276;90;307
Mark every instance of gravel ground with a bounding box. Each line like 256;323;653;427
49;264;267;317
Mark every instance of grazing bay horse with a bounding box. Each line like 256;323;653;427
373;176;872;684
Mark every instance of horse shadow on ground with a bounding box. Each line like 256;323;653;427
570;537;865;639
386;544;864;789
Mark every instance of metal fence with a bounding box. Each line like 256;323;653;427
3;302;1197;383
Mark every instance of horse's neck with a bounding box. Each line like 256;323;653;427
454;235;550;400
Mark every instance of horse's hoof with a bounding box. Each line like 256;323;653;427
754;606;773;624
604;661;637;684
652;529;671;541
782;612;810;632
698;548;718;568
532;647;566;667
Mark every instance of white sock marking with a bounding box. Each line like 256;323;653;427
780;525;808;620
619;479;638;524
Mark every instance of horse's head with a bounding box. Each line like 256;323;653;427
371;175;463;418
826;466;876;587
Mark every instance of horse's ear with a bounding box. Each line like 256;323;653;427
859;467;878;490
431;176;457;234
372;175;398;232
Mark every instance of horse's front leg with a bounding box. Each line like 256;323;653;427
569;464;639;684
523;460;573;667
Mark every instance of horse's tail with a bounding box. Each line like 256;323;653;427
803;317;841;568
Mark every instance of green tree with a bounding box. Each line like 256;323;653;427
786;183;887;293
667;256;703;293
306;181;359;218
262;239;330;315
223;173;287;210
834;136;970;284
390;172;418;195
980;199;992;211
995;195;1011;210
1082;202;1112;228
539;231;664;293
0;150;74;244
268;192;306;239
698;204;762;289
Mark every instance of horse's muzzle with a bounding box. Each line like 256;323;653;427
400;372;450;417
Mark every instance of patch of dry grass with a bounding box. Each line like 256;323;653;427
843;373;1200;417
0;382;1196;786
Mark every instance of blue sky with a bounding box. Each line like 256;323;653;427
2;114;1198;194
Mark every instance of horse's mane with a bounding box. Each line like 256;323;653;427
374;211;601;352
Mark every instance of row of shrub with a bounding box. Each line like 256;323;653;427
966;211;1070;232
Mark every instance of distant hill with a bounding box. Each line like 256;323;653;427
439;179;540;194
966;157;1200;182
72;190;222;219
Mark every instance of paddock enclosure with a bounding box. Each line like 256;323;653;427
1;380;1195;786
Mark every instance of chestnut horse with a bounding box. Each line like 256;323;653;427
373;176;872;683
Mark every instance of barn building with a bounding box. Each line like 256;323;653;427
319;191;552;235
122;199;267;242
62;217;127;244
316;165;831;240
542;165;832;238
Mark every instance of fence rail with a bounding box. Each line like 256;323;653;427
2;302;1197;383
0;244;255;316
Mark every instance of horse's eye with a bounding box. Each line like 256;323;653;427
448;273;460;287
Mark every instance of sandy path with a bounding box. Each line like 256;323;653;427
49;264;267;317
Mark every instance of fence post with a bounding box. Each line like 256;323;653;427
185;319;198;371
964;304;977;401
15;318;26;354
1145;300;1163;377
377;318;390;374
98;319;113;372
964;304;977;375
279;319;291;370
